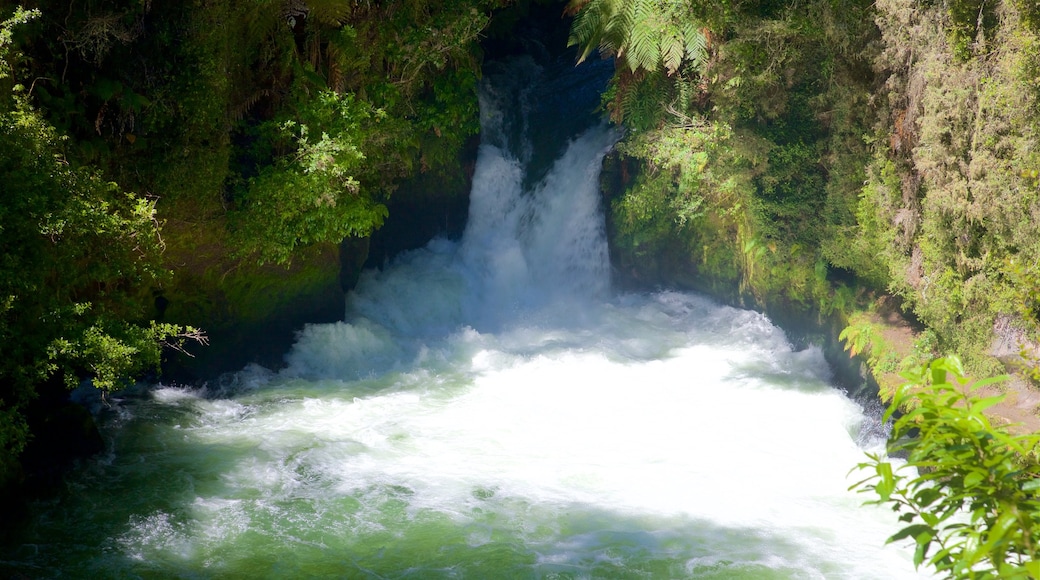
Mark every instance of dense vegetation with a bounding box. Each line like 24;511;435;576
0;7;196;490
575;0;1040;382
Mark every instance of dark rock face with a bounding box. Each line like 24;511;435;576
364;148;476;271
161;244;346;383
341;235;373;290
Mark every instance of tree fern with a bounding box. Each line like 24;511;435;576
660;32;686;75
303;0;357;26
568;0;707;75
570;0;709;130
682;20;706;65
568;0;617;64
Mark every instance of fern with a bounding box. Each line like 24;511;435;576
568;0;616;64
569;0;710;128
304;0;356;26
626;0;659;73
660;32;684;75
569;0;707;75
231;89;272;122
681;21;706;66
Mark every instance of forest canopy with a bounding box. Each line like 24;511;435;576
573;0;1040;383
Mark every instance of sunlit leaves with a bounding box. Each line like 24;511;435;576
852;357;1040;578
0;104;179;393
0;7;37;82
0;7;205;487
567;0;709;129
233;90;389;265
568;0;707;75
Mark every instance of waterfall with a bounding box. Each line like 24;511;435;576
458;117;616;326
0;58;927;579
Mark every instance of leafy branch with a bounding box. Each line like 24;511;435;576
852;357;1040;578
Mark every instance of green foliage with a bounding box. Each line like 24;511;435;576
1008;256;1040;381
0;7;205;487
568;0;707;75
3;0;506;372
1016;0;1040;31
856;0;1040;375
413;68;482;172
602;0;1040;385
944;0;999;60
852;357;1040;578
838;310;919;395
825;156;901;289
45;321;205;392
609;119;747;286
232;90;389;265
0;98;170;388
0;6;35;81
601;0;881;312
839;315;882;359
568;0;709;129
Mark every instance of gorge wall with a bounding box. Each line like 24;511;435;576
596;0;1040;396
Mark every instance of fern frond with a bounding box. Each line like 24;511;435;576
304;0;355;26
324;25;357;69
328;60;345;93
570;0;714;129
569;0;607;63
231;89;271;122
626;0;661;73
570;0;708;75
673;73;696;112
660;30;685;75
242;0;284;46
682;22;707;68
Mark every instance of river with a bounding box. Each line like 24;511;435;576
0;57;928;579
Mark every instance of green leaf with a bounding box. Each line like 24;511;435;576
913;531;933;568
969;395;1005;416
852;357;1040;578
963;471;987;488
1021;479;1040;492
920;510;940;527
915;487;943;510
877;462;895;501
888;524;933;544
972;374;1010;390
973;511;1019;565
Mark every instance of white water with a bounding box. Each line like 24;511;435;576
2;60;929;578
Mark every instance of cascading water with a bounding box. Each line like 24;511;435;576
1;58;929;579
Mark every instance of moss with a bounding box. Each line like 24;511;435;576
153;186;344;378
601;0;1040;399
